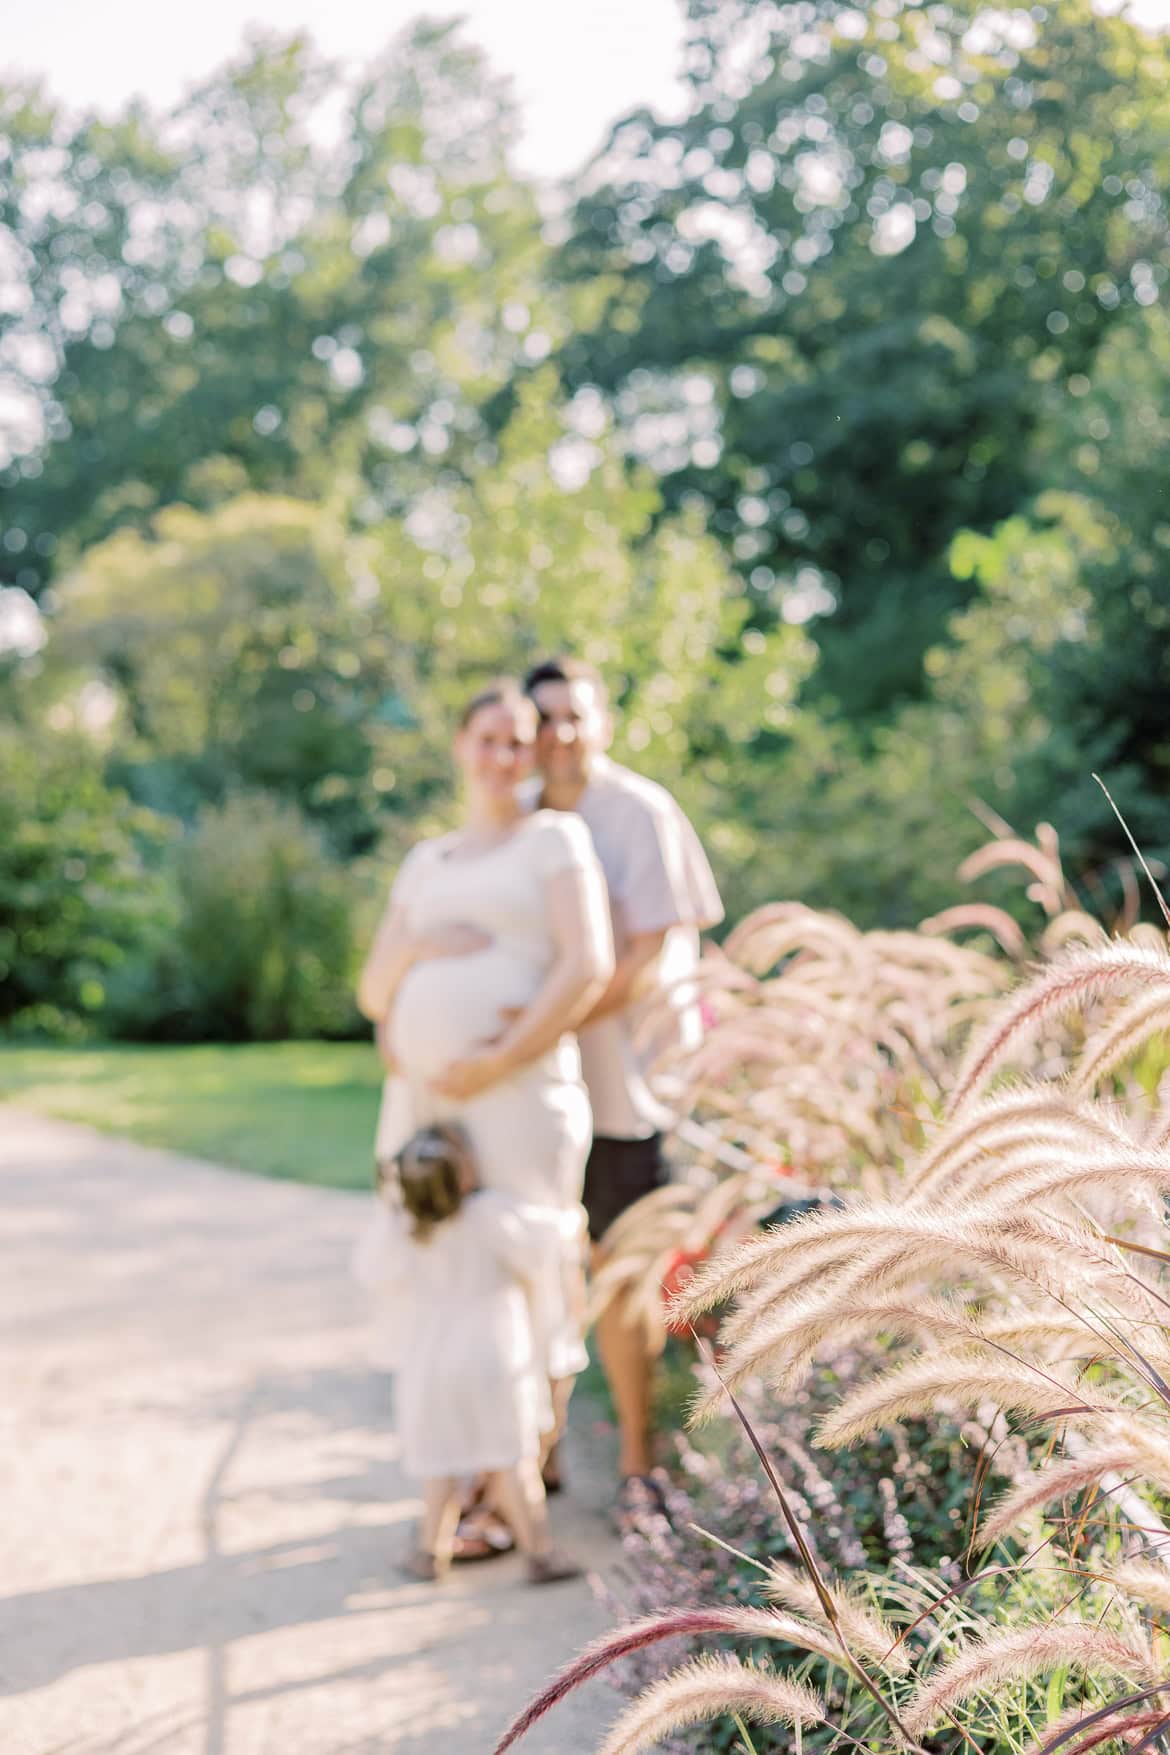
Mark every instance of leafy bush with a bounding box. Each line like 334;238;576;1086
0;724;174;1037
114;792;360;1042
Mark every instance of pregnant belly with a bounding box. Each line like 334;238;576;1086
390;948;542;1078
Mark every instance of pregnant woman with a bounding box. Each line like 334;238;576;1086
356;679;614;1493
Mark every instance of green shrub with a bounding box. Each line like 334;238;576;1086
140;793;360;1042
0;725;174;1036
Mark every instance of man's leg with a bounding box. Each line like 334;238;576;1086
489;1459;583;1583
592;1242;655;1477
583;1135;666;1484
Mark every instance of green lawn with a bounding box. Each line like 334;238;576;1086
0;1042;384;1189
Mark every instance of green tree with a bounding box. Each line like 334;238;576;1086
555;0;1170;713
1006;297;1170;880
721;487;1155;931
0;22;546;594
41;494;391;853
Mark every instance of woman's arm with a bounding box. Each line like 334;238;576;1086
356;899;418;1024
431;863;615;1099
357;902;490;1024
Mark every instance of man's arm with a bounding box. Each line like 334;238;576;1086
581;779;722;1027
579;926;667;1025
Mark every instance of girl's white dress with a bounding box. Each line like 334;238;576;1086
370;811;611;1381
357;1191;585;1478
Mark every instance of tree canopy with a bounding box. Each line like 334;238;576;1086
3;2;1169;1035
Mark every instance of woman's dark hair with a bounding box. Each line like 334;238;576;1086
457;677;537;732
391;1123;474;1242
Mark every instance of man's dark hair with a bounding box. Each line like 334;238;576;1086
522;656;608;705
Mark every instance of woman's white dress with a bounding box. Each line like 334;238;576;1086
371;810;610;1381
362;1191;584;1478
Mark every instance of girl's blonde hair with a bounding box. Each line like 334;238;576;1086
383;1122;476;1243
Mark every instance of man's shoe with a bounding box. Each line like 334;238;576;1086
400;1547;444;1582
614;1472;671;1527
527;1548;584;1585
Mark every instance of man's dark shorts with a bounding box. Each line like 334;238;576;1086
583;1133;665;1244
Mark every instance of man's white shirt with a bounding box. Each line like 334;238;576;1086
530;755;723;1140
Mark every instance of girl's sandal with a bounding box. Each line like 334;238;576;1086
451;1510;515;1563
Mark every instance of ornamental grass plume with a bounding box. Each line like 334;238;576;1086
948;942;1170;1115
512;836;1170;1755
594;1654;824;1755
677;1200;1154;1347
1109;1560;1170;1616
972;1157;1170;1232
490;1607;840;1753
1073;988;1170;1093
1023;1700;1170;1755
711;1287;991;1402
956;832;1069;911
719;1288;1124;1411
920;902;1029;959
978;1438;1170;1547
1039;911;1110;952
902;1081;1142;1200
814;1352;1135;1451
762;1560;909;1672
901;1625;1156;1736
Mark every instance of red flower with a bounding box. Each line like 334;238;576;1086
660;1245;706;1305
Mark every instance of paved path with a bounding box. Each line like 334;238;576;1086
0;1110;625;1754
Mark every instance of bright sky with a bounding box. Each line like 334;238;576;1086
3;0;691;181
8;0;1170;181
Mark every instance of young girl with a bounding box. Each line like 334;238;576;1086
371;1123;585;1584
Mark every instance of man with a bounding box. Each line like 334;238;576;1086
523;657;724;1511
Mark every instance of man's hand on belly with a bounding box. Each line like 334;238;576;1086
430;1046;512;1101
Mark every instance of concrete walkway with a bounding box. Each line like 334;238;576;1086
0;1109;625;1754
